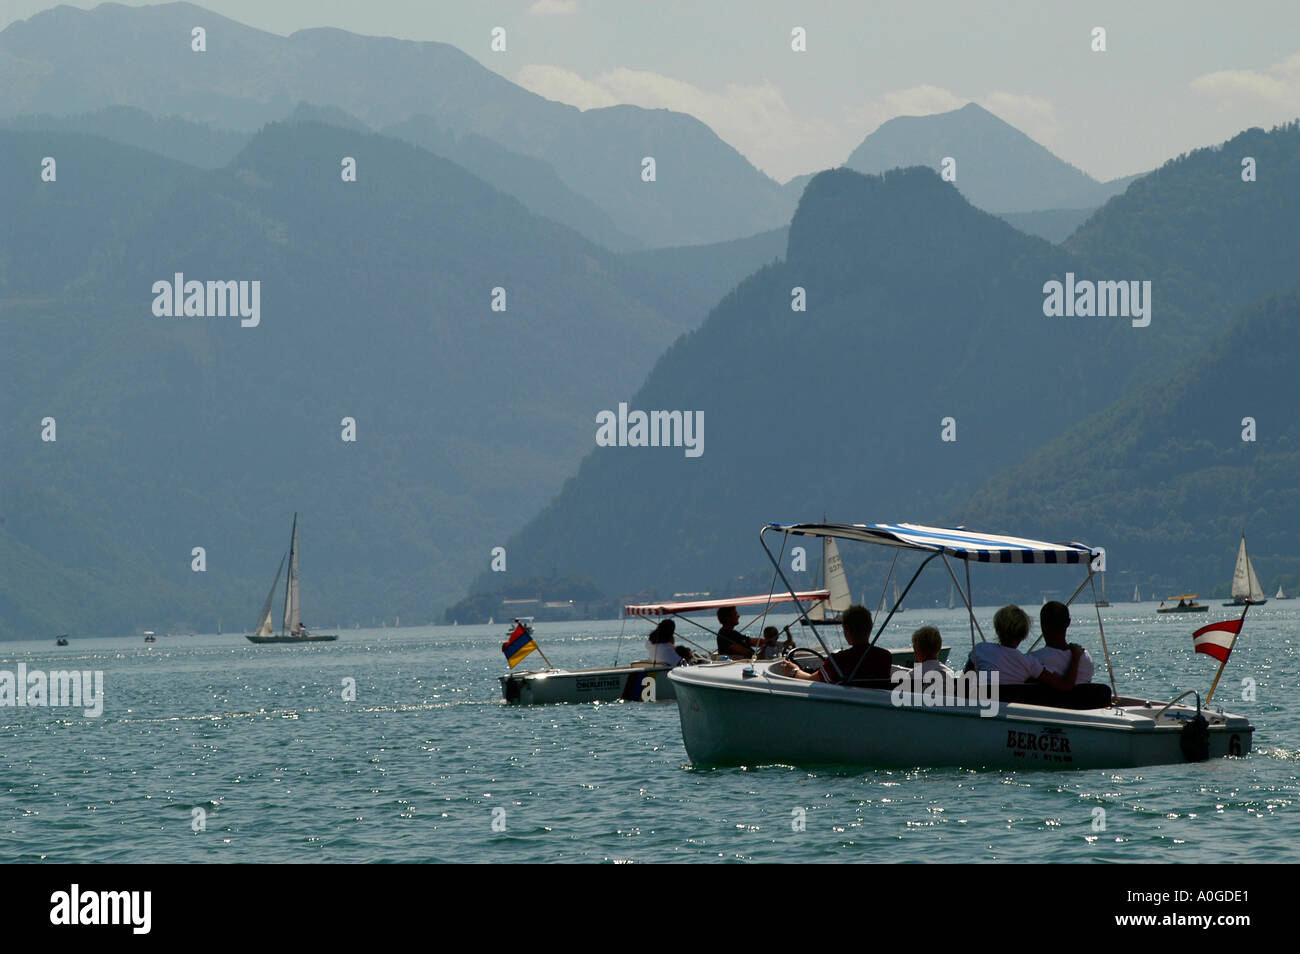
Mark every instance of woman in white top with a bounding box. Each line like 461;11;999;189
965;604;1083;689
645;619;686;666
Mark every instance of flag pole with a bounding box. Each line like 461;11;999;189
1205;603;1249;705
524;620;554;669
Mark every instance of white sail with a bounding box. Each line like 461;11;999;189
283;513;302;635
824;537;851;614
1231;535;1266;602
948;584;955;610
255;553;286;637
1133;584;1140;602
1277;585;1287;599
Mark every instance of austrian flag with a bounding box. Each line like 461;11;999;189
1192;617;1243;663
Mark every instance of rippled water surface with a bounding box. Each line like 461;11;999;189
3;604;1297;862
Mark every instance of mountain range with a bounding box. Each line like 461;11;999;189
1;2;1296;636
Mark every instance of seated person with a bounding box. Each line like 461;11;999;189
965;604;1083;690
910;625;954;676
779;604;892;684
1029;601;1095;684
645;619;689;666
757;625;795;659
715;605;758;658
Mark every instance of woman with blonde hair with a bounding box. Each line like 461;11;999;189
964;604;1083;690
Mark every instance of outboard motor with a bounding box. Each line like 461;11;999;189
1180;693;1211;762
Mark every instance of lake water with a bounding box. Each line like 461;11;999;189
3;603;1297;863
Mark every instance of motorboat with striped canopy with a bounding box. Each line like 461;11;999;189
669;522;1254;769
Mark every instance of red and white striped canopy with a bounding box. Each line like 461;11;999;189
625;590;830;618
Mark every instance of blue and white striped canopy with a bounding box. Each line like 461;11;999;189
766;522;1099;565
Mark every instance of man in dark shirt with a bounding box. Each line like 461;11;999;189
780;604;891;684
715;605;758;657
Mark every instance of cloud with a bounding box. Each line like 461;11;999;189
516;65;618;110
515;64;841;181
979;92;1060;145
843;84;965;132
529;0;577;14
1190;52;1300;108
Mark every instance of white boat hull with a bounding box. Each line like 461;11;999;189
501;663;676;705
669;661;1254;770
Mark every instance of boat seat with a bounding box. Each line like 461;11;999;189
999;683;1113;710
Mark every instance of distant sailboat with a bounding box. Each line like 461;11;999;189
247;514;339;644
1095;570;1111;607
1223;534;1268;607
1276;585;1290;600
806;536;851;623
947;584;955;610
1132;584;1141;603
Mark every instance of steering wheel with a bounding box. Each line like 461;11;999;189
783;646;826;674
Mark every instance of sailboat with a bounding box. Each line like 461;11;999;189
1276;585;1291;600
247;514;339;644
804;536;852;624
1223;534;1268;607
1132;584;1141;603
947;584;955;610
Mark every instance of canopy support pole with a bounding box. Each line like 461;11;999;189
761;526;841;678
1089;573;1119;703
870;553;939;646
939;554;985;651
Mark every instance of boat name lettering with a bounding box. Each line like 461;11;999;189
575;676;624;691
1006;726;1073;761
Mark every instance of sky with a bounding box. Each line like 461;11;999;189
1;0;1297;182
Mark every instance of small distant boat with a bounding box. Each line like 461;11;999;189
1223;535;1267;607
55;634;69;646
1157;595;1209;614
502;591;837;705
1276;585;1291;600
1132;584;1141;603
1095;569;1111;607
247;514;339;644
143;630;157;643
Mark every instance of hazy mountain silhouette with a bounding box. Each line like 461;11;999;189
961;285;1300;595
0;2;792;247
0;106;248;168
0;121;684;638
845;103;1138;213
467;167;1132;600
465;119;1300;605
